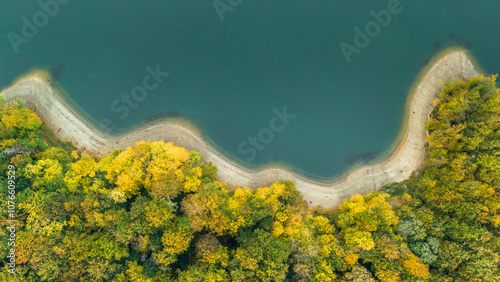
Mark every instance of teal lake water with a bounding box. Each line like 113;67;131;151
1;1;499;179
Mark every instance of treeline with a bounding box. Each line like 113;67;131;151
0;75;499;281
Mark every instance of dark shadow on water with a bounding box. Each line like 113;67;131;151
344;151;377;166
50;63;64;80
448;34;472;49
433;41;443;53
143;111;183;123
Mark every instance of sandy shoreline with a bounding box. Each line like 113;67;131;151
1;50;480;208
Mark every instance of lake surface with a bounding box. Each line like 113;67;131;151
1;1;499;179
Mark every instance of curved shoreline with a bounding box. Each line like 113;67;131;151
2;50;480;208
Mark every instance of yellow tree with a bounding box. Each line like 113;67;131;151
400;253;430;279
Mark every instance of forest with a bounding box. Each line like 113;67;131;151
1;75;500;281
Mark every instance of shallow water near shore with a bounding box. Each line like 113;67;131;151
1;1;499;179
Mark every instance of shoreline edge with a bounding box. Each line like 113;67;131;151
1;48;481;208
